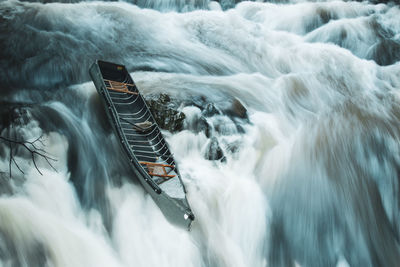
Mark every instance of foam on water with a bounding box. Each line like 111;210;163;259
1;0;400;266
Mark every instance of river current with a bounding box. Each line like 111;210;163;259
1;0;400;266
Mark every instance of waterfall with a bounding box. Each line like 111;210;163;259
1;0;400;266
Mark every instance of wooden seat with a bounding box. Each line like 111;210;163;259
139;161;176;178
133;121;153;132
104;79;138;95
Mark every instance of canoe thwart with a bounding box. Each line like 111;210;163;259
104;79;138;95
139;161;176;178
133;121;154;132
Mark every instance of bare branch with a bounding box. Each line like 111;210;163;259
11;156;24;175
32;153;42;175
44;157;58;172
0;135;57;177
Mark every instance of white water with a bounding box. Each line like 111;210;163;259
1;0;400;266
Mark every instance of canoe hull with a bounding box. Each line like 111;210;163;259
89;60;194;229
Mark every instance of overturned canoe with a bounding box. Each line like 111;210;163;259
89;60;195;229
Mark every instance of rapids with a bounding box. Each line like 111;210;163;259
1;0;400;266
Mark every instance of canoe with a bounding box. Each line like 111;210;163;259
89;60;195;229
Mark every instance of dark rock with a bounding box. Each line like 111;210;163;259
197;116;211;137
202;103;222;117
226;140;241;155
145;94;186;132
205;137;226;162
235;123;246;134
0;103;32;129
183;111;211;137
231;98;248;118
183;95;208;110
145;93;249;135
367;39;400;66
368;0;400;4
158;93;171;104
216;0;237;10
0;173;13;195
225;98;248;120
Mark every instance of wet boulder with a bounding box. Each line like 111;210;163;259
180;105;212;137
195;116;211;138
225;139;241;155
145;94;186;132
367;39;400;66
182;95;208;110
205;137;226;162
226;98;248;120
202;103;222;117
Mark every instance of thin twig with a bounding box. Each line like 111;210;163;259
11;156;24;175
32;153;42;175
0;135;57;177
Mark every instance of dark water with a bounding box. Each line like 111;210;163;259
1;0;400;266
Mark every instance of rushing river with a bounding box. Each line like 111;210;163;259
1;0;400;266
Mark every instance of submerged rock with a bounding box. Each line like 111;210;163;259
205;137;226;162
367;39;400;66
193;116;211;137
226;139;241;155
145;93;247;138
202;103;222;117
